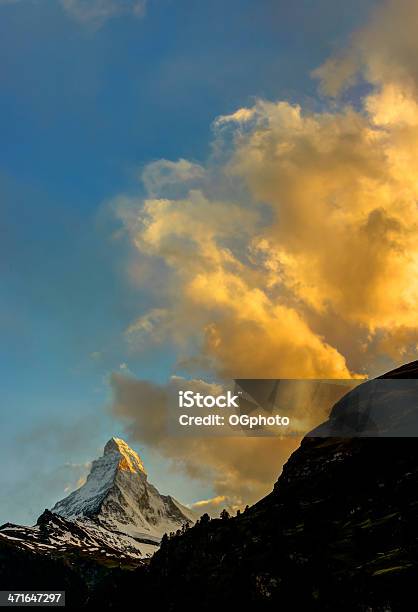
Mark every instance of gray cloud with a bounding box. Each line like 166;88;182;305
110;372;301;513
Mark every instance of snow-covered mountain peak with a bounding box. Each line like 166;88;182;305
51;437;197;553
104;437;146;475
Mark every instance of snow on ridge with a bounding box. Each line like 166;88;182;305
0;511;157;560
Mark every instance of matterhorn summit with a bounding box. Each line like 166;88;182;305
52;437;195;543
0;437;196;563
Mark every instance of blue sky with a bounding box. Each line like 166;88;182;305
0;0;376;524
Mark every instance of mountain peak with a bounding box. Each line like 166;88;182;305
104;436;131;454
104;437;146;475
51;437;196;545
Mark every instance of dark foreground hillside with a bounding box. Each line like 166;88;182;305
97;361;418;610
2;361;418;610
126;440;418;611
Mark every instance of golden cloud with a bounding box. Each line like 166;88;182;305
110;0;418;505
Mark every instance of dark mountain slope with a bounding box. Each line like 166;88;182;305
98;361;418;610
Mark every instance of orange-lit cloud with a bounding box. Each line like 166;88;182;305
110;0;418;506
189;495;239;516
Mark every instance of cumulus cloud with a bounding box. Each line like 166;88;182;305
314;0;418;98
114;184;352;378
109;0;418;505
115;1;418;377
228;100;418;338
